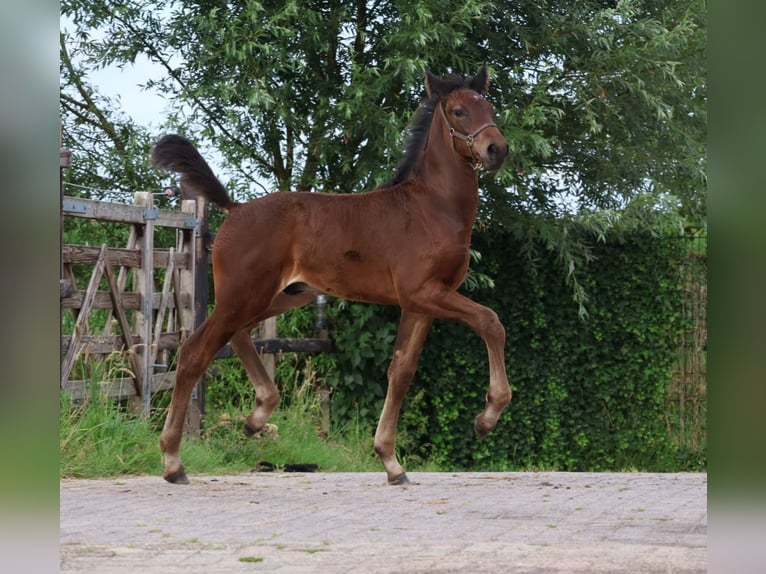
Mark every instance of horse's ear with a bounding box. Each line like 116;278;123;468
470;64;490;94
425;68;448;98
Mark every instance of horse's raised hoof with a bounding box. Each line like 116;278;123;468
164;469;190;485
244;422;279;439
389;472;411;486
243;422;258;437
474;416;491;439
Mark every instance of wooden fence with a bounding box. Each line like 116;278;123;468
60;148;331;432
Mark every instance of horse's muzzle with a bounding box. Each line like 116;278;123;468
481;141;509;172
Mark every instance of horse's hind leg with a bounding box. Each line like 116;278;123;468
374;311;433;485
160;310;237;483
229;329;280;435
231;290;316;435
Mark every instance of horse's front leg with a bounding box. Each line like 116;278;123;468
402;285;512;439
374;311;433;485
469;305;511;438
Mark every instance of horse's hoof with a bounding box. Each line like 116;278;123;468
243;422;258;437
164;469;190;484
389;472;411;486
474;418;491;439
244;422;279;438
475;427;490;439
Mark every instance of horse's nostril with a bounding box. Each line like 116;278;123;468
487;143;497;157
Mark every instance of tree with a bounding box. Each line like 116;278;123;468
60;0;706;307
60;29;163;198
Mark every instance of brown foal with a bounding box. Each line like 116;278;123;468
151;65;511;485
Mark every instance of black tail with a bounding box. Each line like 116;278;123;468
151;134;235;210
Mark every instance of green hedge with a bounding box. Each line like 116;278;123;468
323;228;687;471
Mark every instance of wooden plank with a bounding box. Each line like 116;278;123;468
135;192;155;415
214;337;334;359
187;196;209;434
63;244;140;267
62;336;332;403
151;247;175;368
61;331;183;356
103;257;136;350
171;266;185;339
62;291;183;311
63;244;190;269
62;196;197;229
62;371;177;402
175;209;195;345
102;252;141;395
103;227;138;337
61;244;108;387
61;333;334;357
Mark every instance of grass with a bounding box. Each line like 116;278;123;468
238;556;264;563
60;392;163;477
60;367;403;479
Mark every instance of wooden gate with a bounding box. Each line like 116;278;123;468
60;148;332;433
60;186;209;427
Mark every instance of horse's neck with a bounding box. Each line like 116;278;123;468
416;120;480;228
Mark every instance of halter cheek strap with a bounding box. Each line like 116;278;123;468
438;103;497;170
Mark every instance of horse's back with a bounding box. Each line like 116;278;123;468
220;188;411;246
210;189;406;304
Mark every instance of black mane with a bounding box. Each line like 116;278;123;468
381;95;439;188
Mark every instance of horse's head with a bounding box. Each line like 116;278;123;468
425;65;508;171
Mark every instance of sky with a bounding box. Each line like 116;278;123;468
61;13;170;130
86;58;170;129
63;34;234;185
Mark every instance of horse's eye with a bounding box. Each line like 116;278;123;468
453;108;465;118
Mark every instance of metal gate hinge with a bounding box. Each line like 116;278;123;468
62;198;87;214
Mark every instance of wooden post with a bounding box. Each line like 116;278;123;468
151;246;175;368
102;226;138;336
102;253;141;391
133;192;155;416
60;128;73;298
315;294;331;434
177;195;208;434
177;200;197;346
260;317;277;382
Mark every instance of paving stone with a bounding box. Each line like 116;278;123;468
60;472;707;573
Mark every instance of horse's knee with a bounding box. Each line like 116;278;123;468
478;308;505;343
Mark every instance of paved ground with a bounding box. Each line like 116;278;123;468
60;471;706;573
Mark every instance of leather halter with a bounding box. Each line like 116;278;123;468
438;102;497;170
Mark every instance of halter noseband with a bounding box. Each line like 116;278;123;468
438;102;497;171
